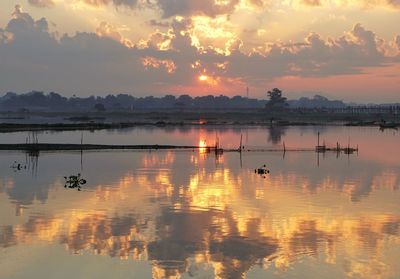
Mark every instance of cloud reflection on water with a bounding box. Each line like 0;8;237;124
0;147;399;278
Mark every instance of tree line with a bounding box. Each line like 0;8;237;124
0;90;362;112
0;91;267;111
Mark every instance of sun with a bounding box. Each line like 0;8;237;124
199;75;208;81
198;139;208;153
199;139;207;148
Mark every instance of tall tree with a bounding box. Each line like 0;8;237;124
266;88;288;109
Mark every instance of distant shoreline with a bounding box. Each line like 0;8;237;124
0;121;334;133
0;110;398;132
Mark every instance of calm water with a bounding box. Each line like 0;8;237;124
0;126;399;279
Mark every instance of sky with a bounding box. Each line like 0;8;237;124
0;0;399;102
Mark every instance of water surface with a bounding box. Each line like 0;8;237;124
0;126;399;279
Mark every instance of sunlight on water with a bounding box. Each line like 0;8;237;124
0;126;399;279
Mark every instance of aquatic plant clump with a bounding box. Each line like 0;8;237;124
255;164;270;178
64;173;86;191
11;161;26;171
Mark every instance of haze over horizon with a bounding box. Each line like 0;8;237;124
1;1;400;102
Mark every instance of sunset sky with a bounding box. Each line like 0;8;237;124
0;0;399;102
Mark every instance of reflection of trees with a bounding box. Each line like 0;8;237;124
267;125;287;145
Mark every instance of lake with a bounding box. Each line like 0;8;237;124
0;126;399;279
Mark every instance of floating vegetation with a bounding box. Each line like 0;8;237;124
64;173;86;191
255;165;270;178
11;161;26;171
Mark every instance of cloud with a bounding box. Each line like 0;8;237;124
395;35;400;50
350;23;382;57
10;4;35;26
5;5;50;37
247;0;264;7
365;0;400;9
156;0;240;18
80;0;139;8
0;6;201;95
246;0;272;8
0;30;13;44
222;23;387;81
96;21;133;47
387;0;400;7
290;0;400;9
0;6;398;97
96;21;123;41
147;19;170;28
300;0;322;6
28;0;55;8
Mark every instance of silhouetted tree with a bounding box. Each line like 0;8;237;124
266;88;288;110
94;103;106;112
177;95;193;107
0;92;267;111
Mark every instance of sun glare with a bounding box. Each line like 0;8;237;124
199;75;208;81
199;139;207;148
199;139;208;153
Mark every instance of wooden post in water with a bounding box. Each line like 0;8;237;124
283;141;286;159
348;136;350;149
336;142;340;158
80;132;84;171
239;133;243;152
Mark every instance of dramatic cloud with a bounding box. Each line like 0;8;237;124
220;23;387;81
28;0;55;8
156;0;240;18
0;5;399;100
